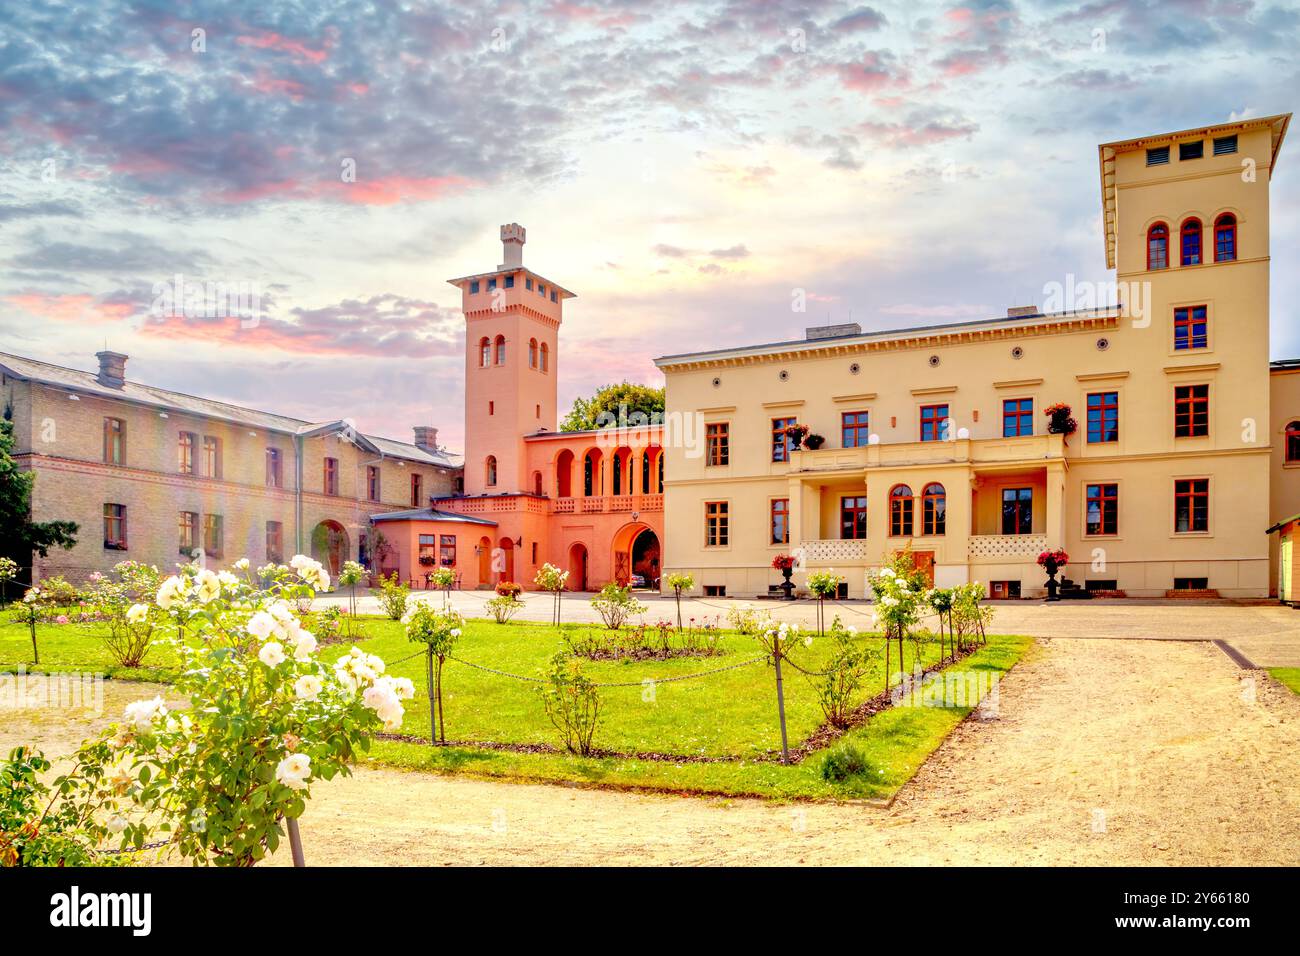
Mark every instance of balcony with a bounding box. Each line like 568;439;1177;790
790;433;1065;475
800;538;869;565
553;494;663;515
968;533;1046;561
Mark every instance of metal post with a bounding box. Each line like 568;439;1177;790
774;648;790;764
426;647;437;747
287;816;305;867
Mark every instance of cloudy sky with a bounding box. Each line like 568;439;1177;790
2;0;1296;453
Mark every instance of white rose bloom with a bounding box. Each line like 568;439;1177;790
293;630;317;661
218;570;239;587
123;695;168;730
156;576;188;610
275;753;311;790
126;603;149;624
294;674;323;701
246;611;276;640
107;814;128;834
233;558;250;571
450;628;462;638
258;641;286;667
194;570;221;604
391;676;415;700
289;554;312;571
269;600;295;622
366;654;385;675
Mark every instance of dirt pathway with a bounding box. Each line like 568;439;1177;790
4;638;1296;865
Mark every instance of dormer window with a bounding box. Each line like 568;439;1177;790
1146;146;1170;166
1147;222;1169;270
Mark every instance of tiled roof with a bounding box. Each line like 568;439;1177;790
368;507;496;525
0;350;462;469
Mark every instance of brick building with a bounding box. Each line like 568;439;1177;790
1;350;462;583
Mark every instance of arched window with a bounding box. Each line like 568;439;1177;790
1147;223;1169;271
532;471;543;496
485;455;497;487
583;451;600;497
478;337;490;368
922;483;946;536
1180;218;1202;266
540;341;549;372
528;338;538;368
641;452;651;494
1287;421;1300;463
657;453;664;493
611;454;622;495
889;484;914;537
494;335;506;365
555;449;574;498
1214;213;1237;262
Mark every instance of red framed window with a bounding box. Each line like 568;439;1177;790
1001;487;1033;535
1174;305;1208;350
439;535;457;567
1287;421;1300;463
1174;478;1209;533
103;503;127;549
494;335;506;365
771;417;796;462
478;337;490;367
770;498;790;545
705;501;729;547
1085;483;1118;536
841;411;870;447
1086;392;1119;444
1180;218;1202;266
1214;213;1236;262
1174;384;1209;437
919;404;949;442
706;422;729;466
840;495;867;539
486;455;497;487
411;473;423;507
1147;222;1169;270
1002;398;1033;437
889;484;914;537
922;483;946;535
324;457;339;495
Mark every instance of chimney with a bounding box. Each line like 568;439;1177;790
805;322;862;341
95;350;127;388
498;223;526;270
1006;305;1039;318
413;426;439;452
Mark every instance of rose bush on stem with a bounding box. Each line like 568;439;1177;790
338;560;365;636
403;603;462;745
534;563;569;625
429;566;456;610
867;561;926;694
664;572;693;628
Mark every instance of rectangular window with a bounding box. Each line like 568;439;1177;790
487;278;497;291
1174;478;1209;533
1174;305;1208;350
440;535;457;567
550;290;557;303
920;404;949;442
411;473;424;507
469;280;480;294
704;584;726;597
1146;145;1170;166
265;447;282;487
324;457;339;495
177;432;195;474
1174;384;1210;437
1085;483;1118;536
841;495;868;539
266;521;283;563
706;422;729;466
841;411;870;447
770;498;790;545
1086;392;1119;444
418;534;436;567
1212;134;1238;156
1179;140;1203;161
771;417;796;462
504;275;515;289
1001;487;1033;535
1174;576;1209;590
525;278;533;291
367;465;381;502
103;417;125;464
202;436;222;478
1002;398;1033;437
203;513;223;557
103;503;127;549
705;501;729;547
538;283;546;296
179;511;197;554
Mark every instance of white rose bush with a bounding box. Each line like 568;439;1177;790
64;554;408;866
867;560;927;694
403;603;463;745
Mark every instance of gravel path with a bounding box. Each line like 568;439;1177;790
5;637;1296;866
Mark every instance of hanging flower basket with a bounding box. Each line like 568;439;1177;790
803;433;825;450
782;423;810;450
1043;403;1077;437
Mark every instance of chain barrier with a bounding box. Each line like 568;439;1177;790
97;838;172;856
447;652;767;688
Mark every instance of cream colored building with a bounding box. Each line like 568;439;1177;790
657;115;1293;600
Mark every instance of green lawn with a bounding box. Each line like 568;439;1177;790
1268;667;1300;695
1;612;1031;800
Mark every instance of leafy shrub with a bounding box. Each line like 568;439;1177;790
590;583;646;630
537;653;600;755
815;618;876;728
0;747;105;867
485;594;524;624
821;742;874;783
82;561;164;667
403;604;463;744
495;581;522;598
376;573;409;620
725;603;771;635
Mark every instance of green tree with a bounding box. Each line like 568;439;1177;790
561;382;665;432
0;415;77;573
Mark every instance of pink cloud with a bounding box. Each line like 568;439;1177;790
236;31;329;64
5;293;136;323
210;174;473;206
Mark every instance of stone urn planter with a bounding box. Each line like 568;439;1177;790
1037;549;1069;603
772;555;797;600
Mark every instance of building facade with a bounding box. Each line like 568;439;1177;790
656;114;1292;599
2;350;462;584
369;225;666;591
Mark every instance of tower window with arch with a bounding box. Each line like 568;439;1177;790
641;452;651;494
657;452;664;493
529;338;538;368
478;337;490;368
1180;218;1202;266
889;484;914;537
540;341;549;372
1214;213;1237;262
583;451;600;497
533;471;543;496
1286;421;1300;463
494;335;506;365
1147;222;1169;271
485;455;497;487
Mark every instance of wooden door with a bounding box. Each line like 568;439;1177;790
912;551;936;587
